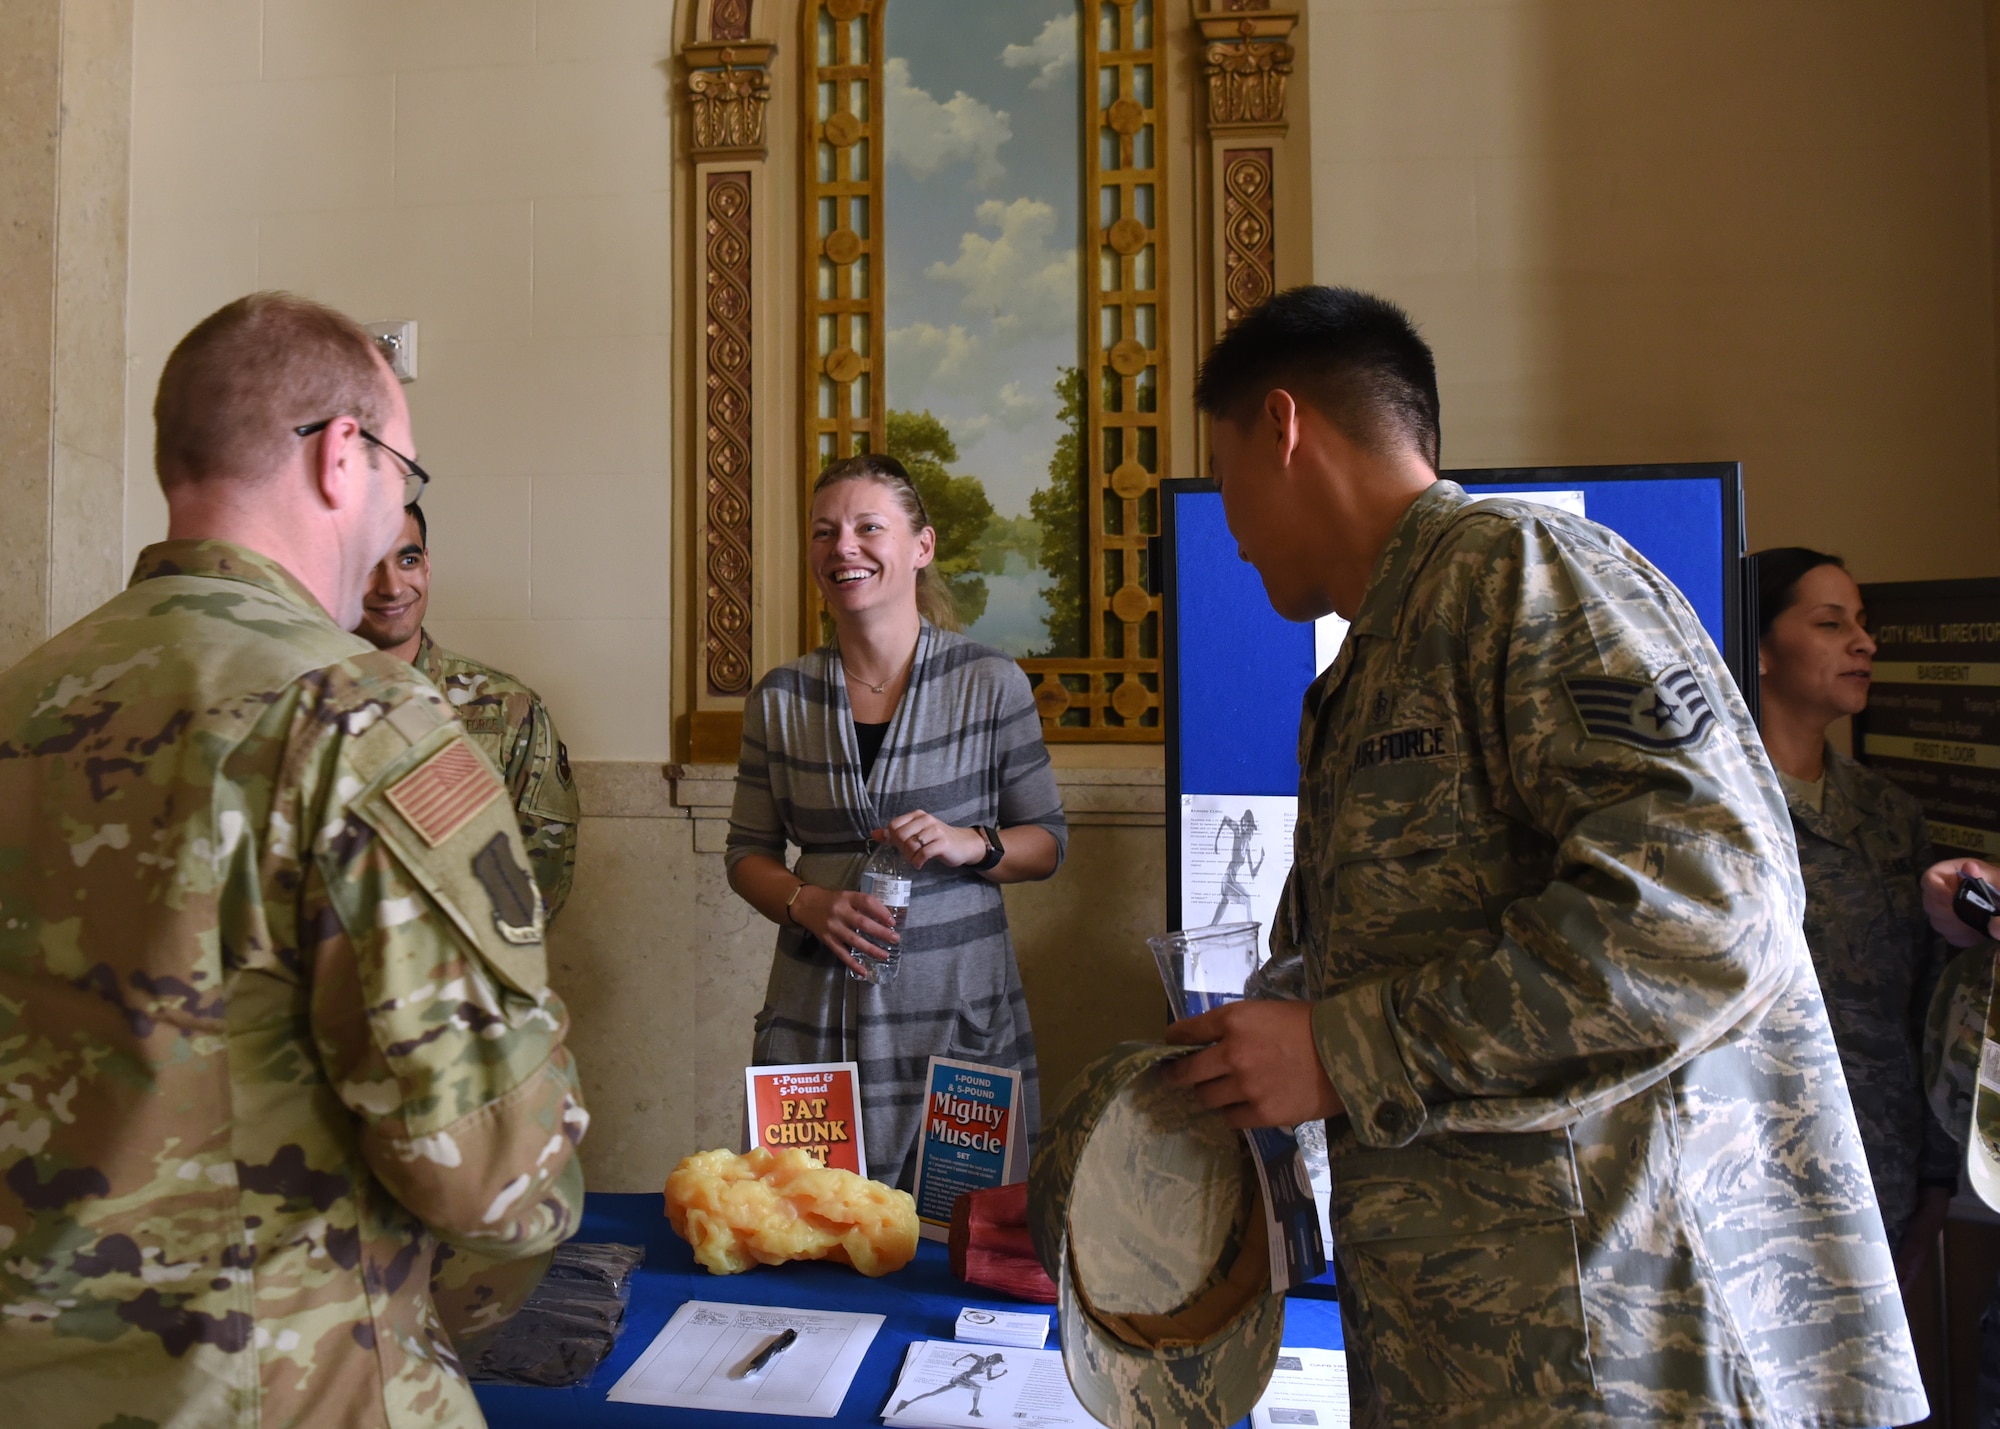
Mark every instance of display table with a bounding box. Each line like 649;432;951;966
473;1192;1343;1429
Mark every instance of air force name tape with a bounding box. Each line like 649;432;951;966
1564;663;1716;752
1028;1042;1283;1429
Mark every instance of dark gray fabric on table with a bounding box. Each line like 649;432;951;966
726;622;1067;1189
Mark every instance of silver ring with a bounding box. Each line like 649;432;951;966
917;835;927;848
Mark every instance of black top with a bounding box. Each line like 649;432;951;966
854;719;891;779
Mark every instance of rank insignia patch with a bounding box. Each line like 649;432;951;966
1565;664;1716;751
384;739;503;847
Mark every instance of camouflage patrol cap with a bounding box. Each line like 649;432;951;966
1028;1042;1283;1429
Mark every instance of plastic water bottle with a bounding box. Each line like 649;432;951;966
850;842;913;987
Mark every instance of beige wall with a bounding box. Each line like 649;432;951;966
1310;0;2000;583
122;0;2000;735
124;0;677;760
0;0;62;671
1;0;131;671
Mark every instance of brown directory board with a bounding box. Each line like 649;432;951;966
1854;577;2000;858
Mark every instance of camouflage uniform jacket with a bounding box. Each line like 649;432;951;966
0;542;588;1429
1280;483;1923;1428
1787;745;1958;1244
413;632;578;921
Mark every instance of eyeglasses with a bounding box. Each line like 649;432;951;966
294;419;431;506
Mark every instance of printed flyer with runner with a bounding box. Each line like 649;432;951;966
882;1340;1090;1429
910;1057;1023;1240
744;1061;866;1175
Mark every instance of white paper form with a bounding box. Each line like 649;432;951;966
1314;613;1349;676
1178;794;1298;953
883;1340;1093;1429
1250;1346;1351;1429
605;1300;883;1417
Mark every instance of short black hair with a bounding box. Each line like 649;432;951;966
406;501;428;549
1194;286;1441;470
1750;546;1845;640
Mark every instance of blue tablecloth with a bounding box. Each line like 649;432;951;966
473;1192;1343;1428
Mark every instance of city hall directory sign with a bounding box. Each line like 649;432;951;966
1855;578;2000;857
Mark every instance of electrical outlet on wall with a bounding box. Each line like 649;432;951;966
364;320;418;383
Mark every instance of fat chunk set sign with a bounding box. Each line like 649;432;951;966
745;1062;866;1176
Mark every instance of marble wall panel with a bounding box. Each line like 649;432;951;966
0;1;61;670
3;0;132;666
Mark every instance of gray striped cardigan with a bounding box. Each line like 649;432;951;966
725;623;1067;1190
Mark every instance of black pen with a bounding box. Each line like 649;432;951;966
736;1326;798;1379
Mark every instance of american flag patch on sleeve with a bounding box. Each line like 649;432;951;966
1564;664;1717;752
384;739;504;847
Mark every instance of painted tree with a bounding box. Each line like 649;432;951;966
885;408;994;628
1028;366;1086;656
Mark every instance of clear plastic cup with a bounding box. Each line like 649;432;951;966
1146;922;1262;1019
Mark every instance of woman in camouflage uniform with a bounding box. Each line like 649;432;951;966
1753;546;1957;1291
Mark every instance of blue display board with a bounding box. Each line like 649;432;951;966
1163;464;1744;927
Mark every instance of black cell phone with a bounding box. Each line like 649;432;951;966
1954;871;2000;935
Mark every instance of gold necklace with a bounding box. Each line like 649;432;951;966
848;643;916;695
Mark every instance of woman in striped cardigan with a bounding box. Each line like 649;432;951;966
725;455;1068;1190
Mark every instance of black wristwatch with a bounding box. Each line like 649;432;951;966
974;824;1005;871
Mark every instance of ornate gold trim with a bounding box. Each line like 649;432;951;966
800;0;885;639
703;171;755;696
710;0;752;42
687;43;775;158
1019;0;1168;742
1221;149;1274;324
1197;10;1297;132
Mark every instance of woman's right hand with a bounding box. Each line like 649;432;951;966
791;884;900;977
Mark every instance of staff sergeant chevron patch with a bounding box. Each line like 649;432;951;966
1564;664;1717;751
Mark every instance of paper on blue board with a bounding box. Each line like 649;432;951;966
1178;794;1297;942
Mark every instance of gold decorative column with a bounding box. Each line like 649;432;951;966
1196;5;1305;340
684;29;775;761
1018;0;1172;742
799;0;886;642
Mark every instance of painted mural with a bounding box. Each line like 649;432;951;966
882;0;1084;657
